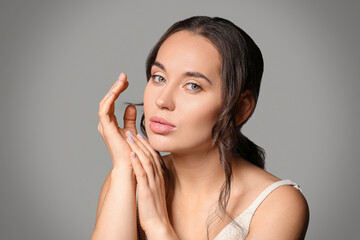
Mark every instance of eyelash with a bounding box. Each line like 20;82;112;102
186;82;202;92
151;75;166;84
150;74;203;93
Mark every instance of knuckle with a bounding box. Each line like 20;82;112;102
98;102;105;111
143;160;152;169
98;111;104;118
98;112;109;122
139;170;147;179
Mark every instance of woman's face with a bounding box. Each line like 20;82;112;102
143;30;222;154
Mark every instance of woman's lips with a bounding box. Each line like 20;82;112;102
149;116;176;134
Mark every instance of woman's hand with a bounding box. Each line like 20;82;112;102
98;73;137;169
125;131;179;239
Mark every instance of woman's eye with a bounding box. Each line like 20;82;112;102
152;75;166;83
186;83;202;92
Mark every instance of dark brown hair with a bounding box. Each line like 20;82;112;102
140;16;265;238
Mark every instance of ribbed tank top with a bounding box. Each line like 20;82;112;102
137;179;301;240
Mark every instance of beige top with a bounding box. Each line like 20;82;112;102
137;179;301;240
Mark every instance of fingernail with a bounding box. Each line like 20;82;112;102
108;91;113;98
126;130;134;137
115;73;124;86
137;133;144;139
128;136;134;143
131;152;136;158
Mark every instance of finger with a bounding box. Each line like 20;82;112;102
105;80;129;115
135;133;163;177
103;74;129;106
130;152;149;187
125;131;156;180
126;130;153;161
100;73;128;105
98;73;129;121
123;105;137;135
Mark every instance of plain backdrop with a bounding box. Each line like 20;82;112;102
1;0;359;239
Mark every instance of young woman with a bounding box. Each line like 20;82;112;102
91;16;309;240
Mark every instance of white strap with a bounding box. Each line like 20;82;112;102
246;179;301;214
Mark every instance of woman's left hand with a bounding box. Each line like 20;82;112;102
125;130;178;240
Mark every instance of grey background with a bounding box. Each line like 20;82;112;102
0;0;359;239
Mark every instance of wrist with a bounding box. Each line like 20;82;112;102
146;223;178;240
111;164;136;183
113;159;133;171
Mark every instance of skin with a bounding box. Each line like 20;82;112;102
92;73;138;240
92;30;309;240
143;30;227;198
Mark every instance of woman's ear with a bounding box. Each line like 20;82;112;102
235;90;255;126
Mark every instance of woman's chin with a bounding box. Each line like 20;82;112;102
148;140;172;153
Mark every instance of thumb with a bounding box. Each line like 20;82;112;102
123;104;137;134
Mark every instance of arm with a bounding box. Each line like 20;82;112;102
91;73;139;240
94;171;111;221
91;166;137;240
246;185;310;240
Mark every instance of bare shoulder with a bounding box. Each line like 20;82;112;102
231;160;309;239
247;180;310;239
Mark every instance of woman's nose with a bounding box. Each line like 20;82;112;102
155;84;175;111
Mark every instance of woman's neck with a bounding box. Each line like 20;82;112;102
166;146;227;199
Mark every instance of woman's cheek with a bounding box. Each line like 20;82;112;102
143;84;152;110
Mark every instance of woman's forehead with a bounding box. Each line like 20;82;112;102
154;30;222;78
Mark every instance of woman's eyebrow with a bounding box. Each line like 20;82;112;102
152;61;166;72
184;71;213;85
152;61;213;85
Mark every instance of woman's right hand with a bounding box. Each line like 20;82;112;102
97;73;137;169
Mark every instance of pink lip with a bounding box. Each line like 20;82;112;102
149;116;176;134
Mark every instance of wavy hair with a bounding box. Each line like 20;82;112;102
139;16;265;239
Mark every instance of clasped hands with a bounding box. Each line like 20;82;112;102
97;73;178;239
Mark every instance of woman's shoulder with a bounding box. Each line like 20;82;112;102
236;162;309;239
247;181;309;239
